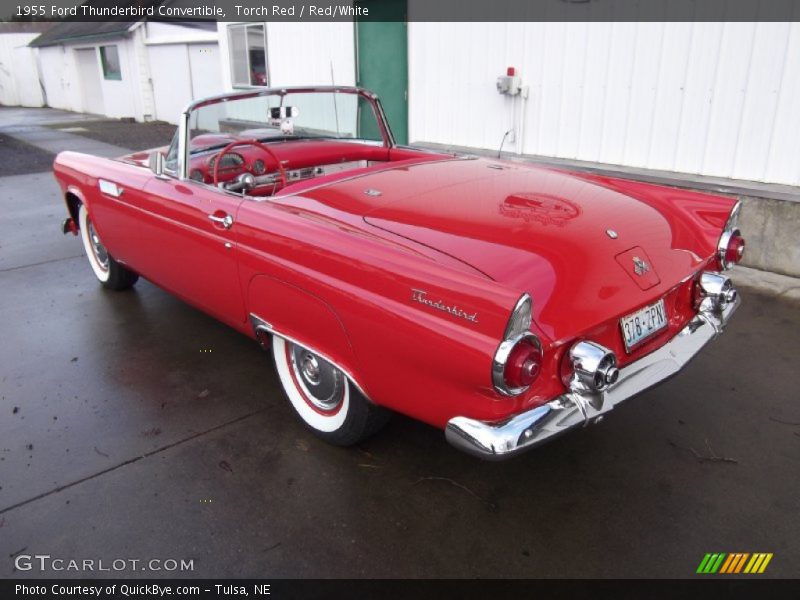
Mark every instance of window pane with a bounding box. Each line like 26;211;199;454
187;91;385;151
228;26;249;86
247;25;267;86
164;129;179;173
99;45;121;81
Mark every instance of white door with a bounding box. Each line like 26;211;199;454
188;43;221;100
148;44;191;123
75;48;104;115
12;46;44;107
148;43;221;124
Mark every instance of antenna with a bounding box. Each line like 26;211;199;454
498;129;513;157
330;61;341;138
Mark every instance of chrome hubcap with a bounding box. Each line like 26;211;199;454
289;343;344;411
301;354;321;385
87;218;109;270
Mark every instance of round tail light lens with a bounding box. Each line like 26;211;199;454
725;233;745;265
503;339;542;390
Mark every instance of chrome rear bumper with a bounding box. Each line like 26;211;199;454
445;297;740;460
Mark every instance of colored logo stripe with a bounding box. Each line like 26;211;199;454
697;552;773;574
697;553;726;573
720;553;749;573
744;553;773;574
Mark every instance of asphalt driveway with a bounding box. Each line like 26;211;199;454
0;108;798;579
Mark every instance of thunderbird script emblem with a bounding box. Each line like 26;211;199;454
632;256;650;276
411;289;478;323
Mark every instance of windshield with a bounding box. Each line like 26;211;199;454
186;90;386;154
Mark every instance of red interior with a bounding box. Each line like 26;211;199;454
186;139;444;194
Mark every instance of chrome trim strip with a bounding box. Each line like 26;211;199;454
503;292;532;339
373;96;396;148
184;85;378;114
716;199;743;270
248;313;372;401
446;294;740;460
178;105;190;180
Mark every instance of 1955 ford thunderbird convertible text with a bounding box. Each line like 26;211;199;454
55;86;745;459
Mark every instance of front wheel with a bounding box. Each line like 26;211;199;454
78;203;139;290
272;336;390;446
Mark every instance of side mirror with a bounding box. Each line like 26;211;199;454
148;151;167;178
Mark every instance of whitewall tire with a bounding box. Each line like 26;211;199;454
78;203;139;290
272;335;390;446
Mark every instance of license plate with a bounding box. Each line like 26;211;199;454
620;299;668;351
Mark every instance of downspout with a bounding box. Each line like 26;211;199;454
517;85;529;156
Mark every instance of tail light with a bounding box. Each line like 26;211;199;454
505;337;542;387
724;231;745;266
717;201;745;270
493;293;542;396
493;333;542;396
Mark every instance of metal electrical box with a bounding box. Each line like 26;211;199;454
496;75;521;95
497;67;521;95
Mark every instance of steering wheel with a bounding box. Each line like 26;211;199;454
212;139;287;193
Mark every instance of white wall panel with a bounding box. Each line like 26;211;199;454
732;22;791;181
95;38;137;120
148;44;191;123
647;22;692;171
148;43;221;124
0;33;44;107
764;23;800;184
39;46;82;113
409;21;800;186
266;22;355;87
217;22;354;94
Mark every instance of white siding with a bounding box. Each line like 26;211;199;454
217;22;355;90
95;37;138;120
39;40;140;118
38;45;82;112
409;22;800;186
148;43;222;124
145;23;222;123
0;33;44;107
38;33;154;122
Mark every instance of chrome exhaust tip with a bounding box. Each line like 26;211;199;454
566;341;619;393
697;272;737;312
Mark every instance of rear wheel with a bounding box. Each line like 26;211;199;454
78;203;139;290
272;335;390;446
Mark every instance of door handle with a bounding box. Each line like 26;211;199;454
208;214;234;229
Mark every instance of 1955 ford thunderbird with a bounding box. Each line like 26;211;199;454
55;86;745;459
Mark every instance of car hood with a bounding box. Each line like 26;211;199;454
306;157;723;340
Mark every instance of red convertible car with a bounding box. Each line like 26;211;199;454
55;86;744;459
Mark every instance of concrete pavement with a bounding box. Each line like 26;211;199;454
0;107;129;159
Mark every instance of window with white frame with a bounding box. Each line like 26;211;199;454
99;45;121;80
228;24;268;87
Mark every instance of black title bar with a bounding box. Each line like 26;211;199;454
4;579;800;600
4;0;800;23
